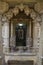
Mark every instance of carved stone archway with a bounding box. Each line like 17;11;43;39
0;1;42;65
1;2;41;51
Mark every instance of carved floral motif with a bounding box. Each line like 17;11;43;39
34;3;41;13
19;3;25;11
0;1;9;14
4;9;13;20
24;6;31;16
13;7;19;16
0;2;41;23
1;2;41;55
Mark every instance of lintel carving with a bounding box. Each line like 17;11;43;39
0;1;42;24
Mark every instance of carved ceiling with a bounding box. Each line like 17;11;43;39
1;0;43;2
0;1;36;14
0;0;42;25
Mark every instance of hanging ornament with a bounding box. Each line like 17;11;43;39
24;6;31;16
19;3;25;11
13;7;19;16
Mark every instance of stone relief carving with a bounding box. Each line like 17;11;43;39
24;6;31;16
0;2;41;53
18;3;25;11
4;9;13;20
2;15;7;22
13;7;19;16
34;3;41;13
30;10;37;19
0;1;42;15
0;1;9;14
0;2;41;23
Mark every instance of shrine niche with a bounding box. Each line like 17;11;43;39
0;2;41;54
15;23;27;47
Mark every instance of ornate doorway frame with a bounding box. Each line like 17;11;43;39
0;2;42;65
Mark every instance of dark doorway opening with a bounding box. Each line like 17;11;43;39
15;23;27;47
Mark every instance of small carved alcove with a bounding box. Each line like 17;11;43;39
9;9;34;52
1;3;41;53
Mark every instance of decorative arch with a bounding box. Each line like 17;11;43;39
0;2;42;53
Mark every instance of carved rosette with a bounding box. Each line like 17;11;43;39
34;3;41;13
0;1;9;14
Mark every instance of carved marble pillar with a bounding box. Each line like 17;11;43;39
2;18;9;52
37;14;43;65
41;14;43;59
10;22;15;50
33;22;40;48
2;22;9;46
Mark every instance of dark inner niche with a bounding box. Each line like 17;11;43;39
15;23;27;47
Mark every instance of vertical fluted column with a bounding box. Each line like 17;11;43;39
26;21;32;51
29;21;31;38
29;21;31;45
10;22;14;49
33;22;35;48
11;22;13;37
10;22;15;49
